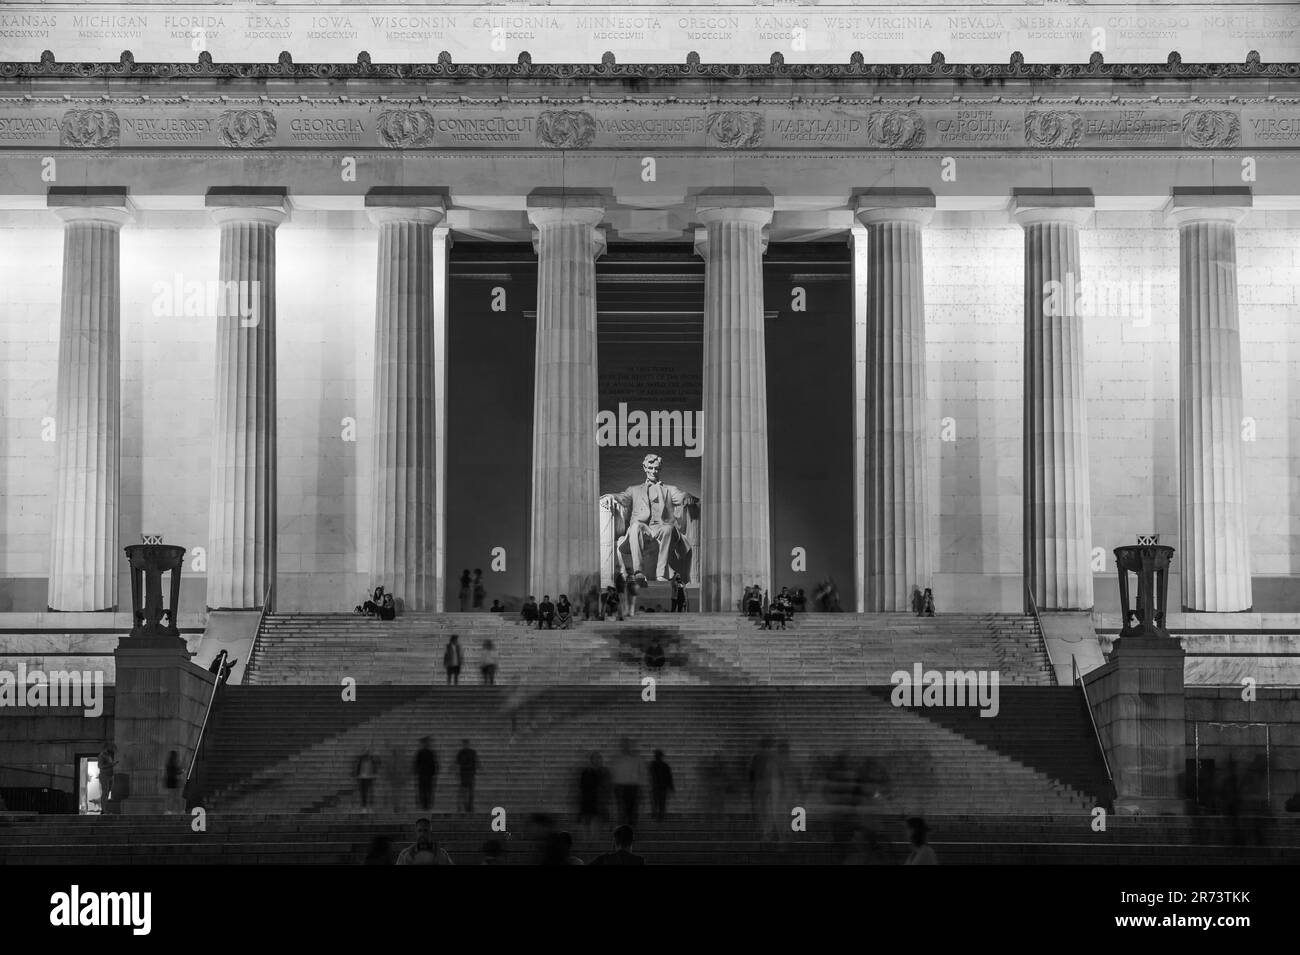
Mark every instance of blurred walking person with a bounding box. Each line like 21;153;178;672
415;737;438;812
354;749;379;813
458;569;471;612
443;634;463;685
480;638;498;685
579;751;612;839
904;817;938;864
649;750;675;822
456;739;480;814
386;745;406;813
611;739;641;826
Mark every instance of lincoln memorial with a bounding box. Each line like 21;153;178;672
1;1;1297;619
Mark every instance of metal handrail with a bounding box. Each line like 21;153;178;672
243;583;274;684
1024;583;1058;687
184;582;271;791
185;652;225;787
1074;653;1113;784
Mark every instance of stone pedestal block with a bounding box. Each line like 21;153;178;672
112;644;215;815
1083;636;1188;815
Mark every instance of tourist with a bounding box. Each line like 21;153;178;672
556;594;573;629
911;585;924;616
583;577;602;620
626;574;641;617
164;750;181;797
554;831;584;865
614;570;628;620
827;578;842;612
672;574;687;613
776;587;794;627
97;743;116;809
649;750;675;822
644;638;666;670
579;751;611;838
379;589;396;620
472;568;486;610
922;587;936;617
458;569;471;612
538;595;556;630
363;586;386;616
456;739;479;814
443;634;463;685
611;739;641;826
218;655;237;684
362;835;395;865
354;749;379;812
480;638;498;685
904;817;938;865
396;818;454;865
414;737;438;811
603;585;623;621
748;738;774;836
793;588;807;614
386;745;406;813
522;595;539;625
590;825;645;865
489;599;505;613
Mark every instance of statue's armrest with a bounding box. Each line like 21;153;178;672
679;499;700;551
599;494;629;538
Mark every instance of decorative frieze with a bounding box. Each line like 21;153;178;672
2;99;1295;152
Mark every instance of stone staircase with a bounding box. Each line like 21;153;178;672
245;611;1055;687
197;684;1107;818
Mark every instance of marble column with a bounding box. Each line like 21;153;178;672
366;198;446;611
47;191;132;611
855;196;935;611
1168;195;1252;612
526;195;605;602
1012;193;1095;611
205;194;287;610
695;195;774;612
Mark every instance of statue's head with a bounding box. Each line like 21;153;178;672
642;453;663;483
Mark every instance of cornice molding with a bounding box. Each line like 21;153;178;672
2;50;1299;82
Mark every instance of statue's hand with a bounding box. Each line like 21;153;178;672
683;494;699;508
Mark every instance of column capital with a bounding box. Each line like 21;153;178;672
694;191;774;228
525;192;605;228
854;188;935;228
1010;188;1095;228
206;187;290;227
855;206;934;229
47;187;133;227
693;224;770;258
364;188;446;227
1164;188;1252;227
367;206;446;228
